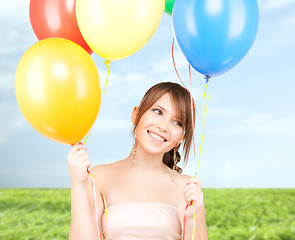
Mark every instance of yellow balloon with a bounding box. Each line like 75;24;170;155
76;0;165;60
15;38;101;145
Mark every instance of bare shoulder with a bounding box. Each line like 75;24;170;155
90;163;116;178
90;160;124;181
90;163;110;176
177;174;190;188
87;163;117;198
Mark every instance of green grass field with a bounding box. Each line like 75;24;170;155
0;189;294;240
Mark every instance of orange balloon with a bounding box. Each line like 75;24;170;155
15;38;101;144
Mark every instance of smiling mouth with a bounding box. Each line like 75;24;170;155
147;130;167;142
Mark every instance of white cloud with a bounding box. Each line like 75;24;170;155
212;116;295;135
245;1;295;57
282;15;295;27
0;0;35;56
122;73;150;84
92;117;132;133
208;107;248;117
151;51;188;75
0;0;29;11
220;160;249;180
219;158;294;182
0;73;15;99
245;114;270;124
0;160;70;188
259;0;295;11
0;100;32;141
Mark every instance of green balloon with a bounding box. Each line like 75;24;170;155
165;0;175;16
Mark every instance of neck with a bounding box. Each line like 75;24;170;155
127;142;166;173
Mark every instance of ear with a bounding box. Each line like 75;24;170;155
131;106;139;125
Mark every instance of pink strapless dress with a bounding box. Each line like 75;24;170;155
102;202;182;240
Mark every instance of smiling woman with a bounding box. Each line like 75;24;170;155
131;82;196;174
67;82;208;240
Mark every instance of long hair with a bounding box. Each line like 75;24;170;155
132;82;195;173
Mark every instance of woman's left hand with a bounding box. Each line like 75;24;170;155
178;177;204;222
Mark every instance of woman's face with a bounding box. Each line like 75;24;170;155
133;93;184;155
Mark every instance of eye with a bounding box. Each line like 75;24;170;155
173;120;183;127
152;108;163;116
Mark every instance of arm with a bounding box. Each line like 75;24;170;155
183;201;208;240
179;177;208;240
69;180;98;240
67;143;104;240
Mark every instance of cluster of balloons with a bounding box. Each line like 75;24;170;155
15;0;258;145
15;0;165;145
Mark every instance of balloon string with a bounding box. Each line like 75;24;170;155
182;204;196;240
189;65;196;159
104;60;111;95
89;174;102;240
102;186;109;239
182;204;188;240
194;77;210;178
82;136;109;239
191;204;196;240
184;76;210;240
188;65;197;240
172;38;187;89
86;169;109;240
186;76;209;239
83;131;91;145
171;38;197;114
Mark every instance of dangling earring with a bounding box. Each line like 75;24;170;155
173;147;177;171
131;139;137;163
171;147;178;187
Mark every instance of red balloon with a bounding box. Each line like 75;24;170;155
29;0;92;54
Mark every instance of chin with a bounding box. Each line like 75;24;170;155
140;141;171;156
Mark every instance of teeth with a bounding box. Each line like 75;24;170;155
149;131;165;142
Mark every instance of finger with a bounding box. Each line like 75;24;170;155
67;145;87;160
186;192;203;205
184;188;199;199
72;150;89;162
71;144;88;154
186;193;198;205
75;143;87;150
81;160;91;171
186;177;201;185
186;178;202;190
70;141;83;147
184;181;202;193
69;143;86;153
187;194;199;205
68;151;88;165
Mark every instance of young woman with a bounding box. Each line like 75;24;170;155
67;82;208;240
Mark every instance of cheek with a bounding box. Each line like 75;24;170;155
171;128;184;142
135;113;152;135
138;112;156;127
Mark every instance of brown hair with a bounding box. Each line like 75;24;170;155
132;82;196;173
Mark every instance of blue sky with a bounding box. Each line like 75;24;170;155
0;0;294;188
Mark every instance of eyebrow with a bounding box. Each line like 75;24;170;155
154;104;166;112
154;104;181;120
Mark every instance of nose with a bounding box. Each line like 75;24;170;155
157;117;169;132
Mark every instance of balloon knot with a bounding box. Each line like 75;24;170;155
104;60;111;95
104;60;110;68
205;76;210;84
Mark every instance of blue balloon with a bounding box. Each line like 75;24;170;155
172;0;259;77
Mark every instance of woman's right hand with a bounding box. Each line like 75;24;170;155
67;142;91;188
